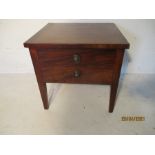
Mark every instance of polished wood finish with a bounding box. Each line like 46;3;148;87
24;23;129;49
109;49;124;112
29;48;49;109
38;49;115;84
24;23;129;113
42;66;113;84
37;49;115;67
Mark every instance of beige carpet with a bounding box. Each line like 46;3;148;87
0;74;155;134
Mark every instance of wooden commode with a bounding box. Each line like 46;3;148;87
24;23;129;113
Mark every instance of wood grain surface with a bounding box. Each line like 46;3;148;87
24;23;129;49
24;23;130;112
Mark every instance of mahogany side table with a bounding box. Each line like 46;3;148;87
24;23;129;113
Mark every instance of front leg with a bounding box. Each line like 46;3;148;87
109;49;125;113
29;48;49;109
37;81;49;109
109;80;119;113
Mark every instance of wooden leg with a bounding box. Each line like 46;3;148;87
109;81;119;113
29;48;49;109
38;82;49;109
109;49;125;113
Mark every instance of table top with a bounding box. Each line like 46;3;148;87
24;23;129;49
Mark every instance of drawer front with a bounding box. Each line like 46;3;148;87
37;49;116;84
38;48;116;69
41;66;113;84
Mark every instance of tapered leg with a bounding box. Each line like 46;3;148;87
109;81;119;113
29;48;49;109
37;82;49;109
109;49;125;113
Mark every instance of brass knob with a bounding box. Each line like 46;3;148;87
74;70;80;78
73;54;80;64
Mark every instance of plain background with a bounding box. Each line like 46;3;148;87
0;19;155;74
